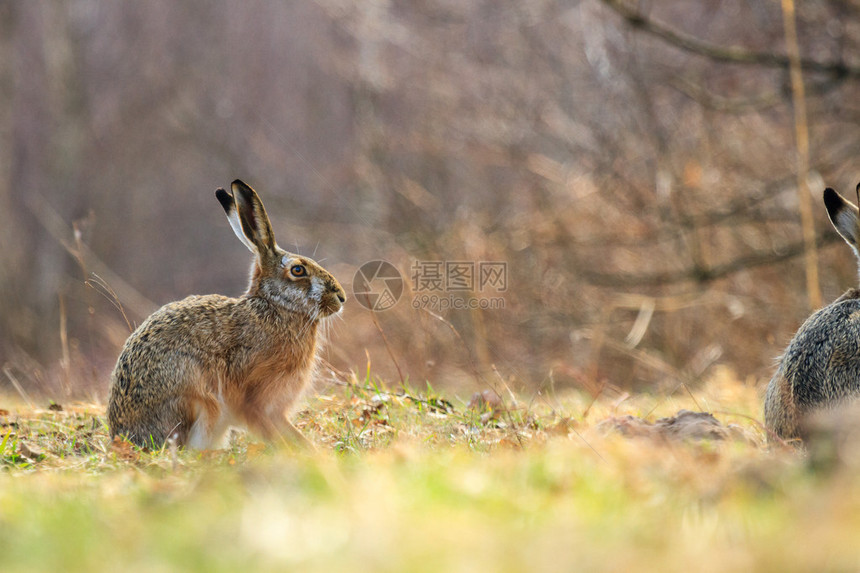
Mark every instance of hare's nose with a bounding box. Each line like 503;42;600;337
337;292;346;303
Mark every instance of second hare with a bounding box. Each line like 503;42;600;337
108;179;346;449
765;183;860;442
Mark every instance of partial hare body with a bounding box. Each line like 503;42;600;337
107;180;345;449
764;183;860;442
765;290;860;441
109;295;317;447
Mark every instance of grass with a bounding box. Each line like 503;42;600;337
0;369;854;572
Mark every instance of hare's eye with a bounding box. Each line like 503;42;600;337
290;264;307;278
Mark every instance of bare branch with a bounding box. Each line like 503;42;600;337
669;76;783;113
600;0;858;78
580;233;843;288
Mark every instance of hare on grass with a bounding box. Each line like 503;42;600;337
108;179;345;449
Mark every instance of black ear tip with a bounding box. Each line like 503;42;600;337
824;187;845;212
215;187;233;210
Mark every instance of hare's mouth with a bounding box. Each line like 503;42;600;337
320;291;345;317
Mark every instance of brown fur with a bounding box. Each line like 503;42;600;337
764;370;798;442
108;180;345;449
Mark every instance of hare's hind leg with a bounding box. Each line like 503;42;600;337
764;371;801;443
242;404;313;450
270;417;313;450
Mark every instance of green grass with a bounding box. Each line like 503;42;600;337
0;373;854;572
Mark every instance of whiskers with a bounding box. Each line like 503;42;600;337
319;311;343;339
294;306;321;342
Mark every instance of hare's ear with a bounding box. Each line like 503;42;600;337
215;187;256;253
824;186;860;251
229;179;277;257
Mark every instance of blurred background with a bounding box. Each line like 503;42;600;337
2;1;860;402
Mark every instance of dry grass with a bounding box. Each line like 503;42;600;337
0;370;855;572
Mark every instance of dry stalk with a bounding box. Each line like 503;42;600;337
781;0;821;311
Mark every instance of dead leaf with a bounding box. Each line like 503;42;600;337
199;449;224;461
468;390;517;423
18;441;47;461
546;417;576;436
0;411;14;428
110;436;140;462
469;390;503;412
246;443;266;458
499;437;522;449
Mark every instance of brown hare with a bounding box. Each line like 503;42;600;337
108;179;345;449
765;183;860;442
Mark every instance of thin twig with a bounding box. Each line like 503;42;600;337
58;294;72;397
3;367;35;409
24;190;157;318
418;307;485;387
490;364;524;449
360;295;405;386
86;274;133;333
